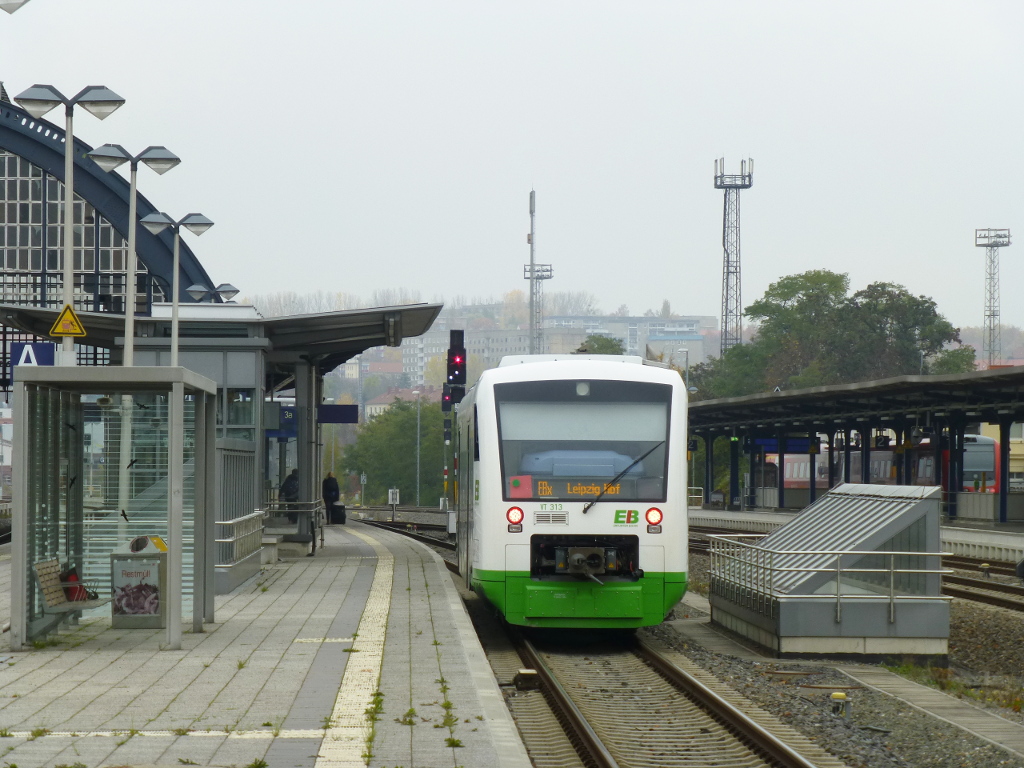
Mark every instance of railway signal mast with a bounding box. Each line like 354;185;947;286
714;158;753;356
975;228;1011;368
524;190;553;354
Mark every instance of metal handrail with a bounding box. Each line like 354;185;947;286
215;510;266;567
708;533;950;622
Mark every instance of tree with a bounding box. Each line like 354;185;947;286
546;291;601;316
343;400;445;505
579;334;625;355
836;282;963;381
929;346;977;374
692;270;968;398
744;270;850;390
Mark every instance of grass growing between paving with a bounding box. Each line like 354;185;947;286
887;663;1024;713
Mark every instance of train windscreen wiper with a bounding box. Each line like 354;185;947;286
581;441;665;514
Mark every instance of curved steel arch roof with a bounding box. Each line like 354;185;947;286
0;101;216;305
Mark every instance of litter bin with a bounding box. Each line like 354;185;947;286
330;504;347;525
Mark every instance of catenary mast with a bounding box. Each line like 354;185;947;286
524;190;552;354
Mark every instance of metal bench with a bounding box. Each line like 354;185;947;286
33;560;110;615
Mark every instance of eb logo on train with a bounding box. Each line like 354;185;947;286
613;509;640;526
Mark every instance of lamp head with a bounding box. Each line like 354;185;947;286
140;211;174;235
186;284;210;302
86;144;130;173
72;85;125;120
14;84;65;118
138;145;180;175
180;213;213;236
0;0;33;13
215;283;239;301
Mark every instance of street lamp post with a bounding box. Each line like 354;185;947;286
86;145;181;365
412;390;421;506
14;85;125;366
676;348;691;389
139;212;214;366
88;144;181;535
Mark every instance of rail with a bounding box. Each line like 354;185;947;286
215;510;266;567
709;533;950;622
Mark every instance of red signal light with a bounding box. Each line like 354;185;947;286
645;507;663;525
506;507;524;524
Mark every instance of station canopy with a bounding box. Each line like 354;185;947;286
689;366;1024;434
0;302;442;375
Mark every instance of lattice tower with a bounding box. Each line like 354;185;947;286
524;190;553;354
975;228;1011;368
714;158;753;356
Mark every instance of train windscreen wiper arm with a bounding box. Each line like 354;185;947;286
581;441;665;514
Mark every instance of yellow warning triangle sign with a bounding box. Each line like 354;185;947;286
49;304;87;337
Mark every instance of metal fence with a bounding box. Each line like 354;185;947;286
709;533;950;623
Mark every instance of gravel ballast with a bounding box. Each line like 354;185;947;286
643;552;1024;768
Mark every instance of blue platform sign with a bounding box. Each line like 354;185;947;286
752;436;810;453
317;404;359;424
11;342;55;367
265;406;297;439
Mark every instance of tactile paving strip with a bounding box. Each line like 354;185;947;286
316;528;394;768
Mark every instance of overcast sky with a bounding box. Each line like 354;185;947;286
3;1;1022;331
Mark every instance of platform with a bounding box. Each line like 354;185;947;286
0;524;531;768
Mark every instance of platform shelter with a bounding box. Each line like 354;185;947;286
708;484;949;658
8;365;216;651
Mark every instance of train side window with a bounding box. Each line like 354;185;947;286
473;405;480;461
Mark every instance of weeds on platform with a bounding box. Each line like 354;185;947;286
362;689;386;762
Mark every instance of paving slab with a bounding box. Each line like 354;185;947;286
0;522;531;768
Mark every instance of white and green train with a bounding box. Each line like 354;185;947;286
454;355;688;629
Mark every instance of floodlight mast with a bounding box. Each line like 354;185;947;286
714;158;753;357
975;228;1011;368
524;190;552;354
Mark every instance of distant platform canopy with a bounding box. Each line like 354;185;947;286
690;367;1024;433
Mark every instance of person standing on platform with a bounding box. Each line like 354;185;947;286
323;471;342;524
281;468;300;523
281;468;300;502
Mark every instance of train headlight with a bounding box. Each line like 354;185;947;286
506;507;524;525
645;507;663;525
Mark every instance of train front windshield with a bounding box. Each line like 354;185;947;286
494;379;672;502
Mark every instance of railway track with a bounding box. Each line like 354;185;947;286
512;631;833;768
370;517;833;766
942;574;1024;612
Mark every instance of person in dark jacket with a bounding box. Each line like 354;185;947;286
280;469;300;502
322;472;343;524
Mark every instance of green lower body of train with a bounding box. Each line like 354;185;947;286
472;569;687;628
